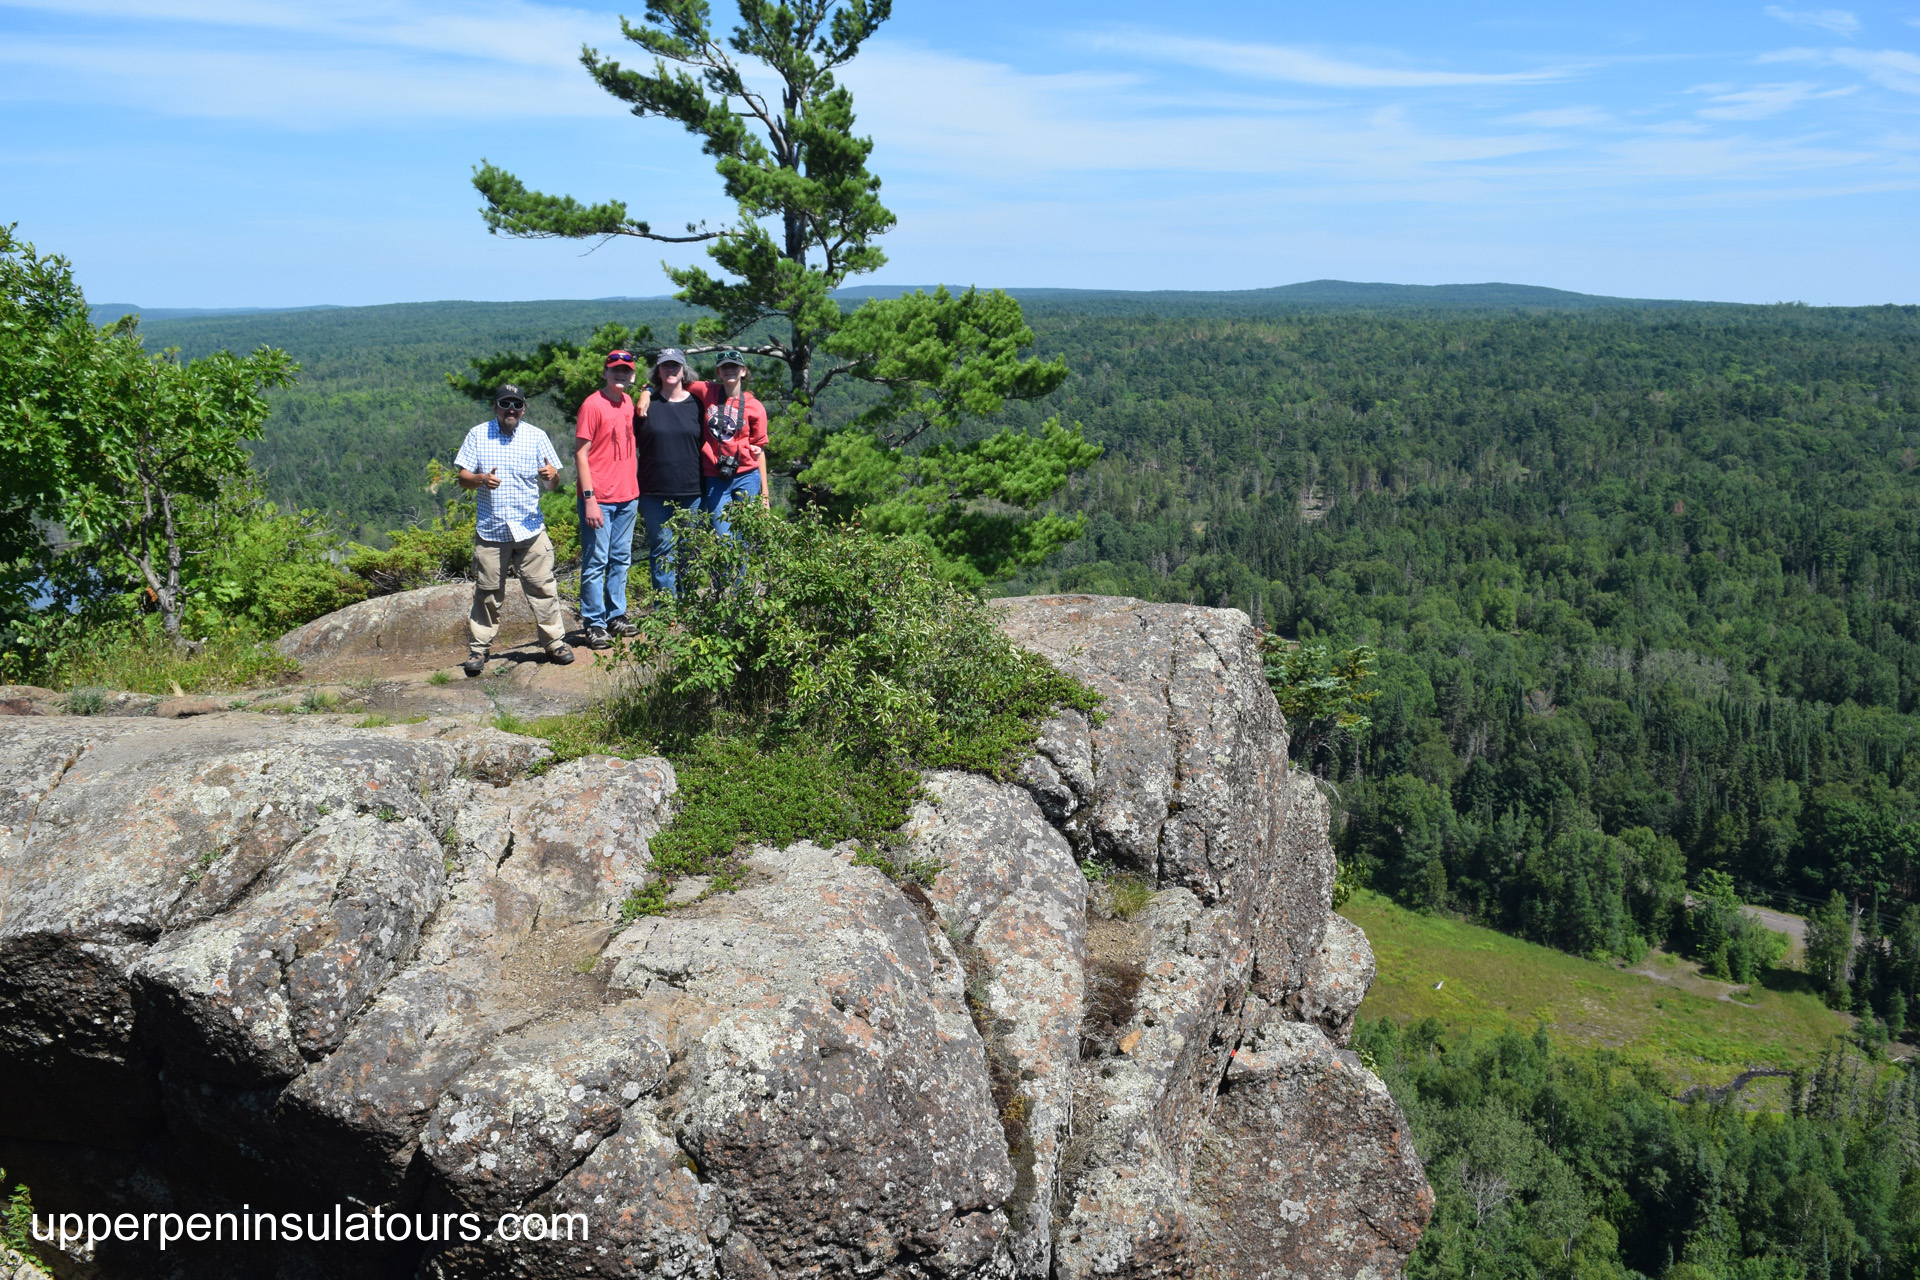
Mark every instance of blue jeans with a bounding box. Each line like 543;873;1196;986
700;470;763;537
576;495;638;628
640;495;698;595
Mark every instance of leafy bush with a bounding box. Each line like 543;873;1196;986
1;1168;39;1266
590;506;1099;900
347;471;578;596
197;505;368;633
346;502;477;594
625;503;1098;769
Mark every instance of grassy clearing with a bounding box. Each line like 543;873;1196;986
1343;888;1854;1086
44;631;297;695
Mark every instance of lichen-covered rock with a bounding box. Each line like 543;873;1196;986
489;756;677;925
908;771;1087;1275
606;841;1018;1278
422;1005;671;1216
1278;912;1376;1047
1189;1016;1434;1279
0;716;543;1150
0;594;1430;1280
276;582;579;681
135;813;446;1085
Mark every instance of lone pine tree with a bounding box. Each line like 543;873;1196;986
469;0;1097;586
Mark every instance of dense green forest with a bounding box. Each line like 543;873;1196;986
1363;1018;1920;1280
137;296;1920;1031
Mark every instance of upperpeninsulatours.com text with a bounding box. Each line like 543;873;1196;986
32;1205;588;1252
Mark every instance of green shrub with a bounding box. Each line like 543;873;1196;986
1;1168;39;1264
346;504;477;594
622;504;1098;770
197;506;367;633
648;734;921;876
584;507;1099;903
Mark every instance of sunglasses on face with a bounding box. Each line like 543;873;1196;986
496;400;526;411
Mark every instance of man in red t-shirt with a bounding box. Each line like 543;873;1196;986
574;351;648;647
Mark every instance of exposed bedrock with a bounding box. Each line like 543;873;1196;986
0;595;1429;1279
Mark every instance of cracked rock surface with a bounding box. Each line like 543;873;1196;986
0;596;1430;1279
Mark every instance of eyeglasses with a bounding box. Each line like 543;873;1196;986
496;399;526;411
607;351;634;364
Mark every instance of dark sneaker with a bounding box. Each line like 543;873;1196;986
586;626;613;650
462;649;489;678
607;616;637;638
547;642;576;665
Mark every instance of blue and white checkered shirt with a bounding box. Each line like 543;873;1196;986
455;419;562;543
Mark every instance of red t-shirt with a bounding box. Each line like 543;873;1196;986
688;381;769;478
574;389;640;504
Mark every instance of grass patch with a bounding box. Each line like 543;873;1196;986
1107;875;1155;921
649;734;922;878
428;669;452;686
62;686;107;715
354;712;427;729
1343;888;1856;1086
44;631;296;695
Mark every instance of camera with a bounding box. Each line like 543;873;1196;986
714;452;741;481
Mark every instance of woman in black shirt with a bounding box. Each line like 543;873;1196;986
637;347;706;594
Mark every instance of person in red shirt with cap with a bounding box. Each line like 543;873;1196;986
574;350;648;648
690;349;770;537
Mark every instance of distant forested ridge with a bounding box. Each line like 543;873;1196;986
139;293;1920;1024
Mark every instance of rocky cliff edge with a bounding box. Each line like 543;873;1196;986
0;594;1431;1279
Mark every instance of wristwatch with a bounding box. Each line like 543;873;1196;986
581;490;594;499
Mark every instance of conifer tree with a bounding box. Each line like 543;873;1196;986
470;0;1096;584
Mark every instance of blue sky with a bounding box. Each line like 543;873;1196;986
3;1;1917;306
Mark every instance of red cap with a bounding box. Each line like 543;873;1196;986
604;350;637;369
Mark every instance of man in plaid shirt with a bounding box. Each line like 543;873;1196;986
454;384;575;675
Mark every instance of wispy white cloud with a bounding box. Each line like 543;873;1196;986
1762;44;1920;93
1091;31;1574;88
0;0;620;121
1695;81;1858;119
1503;106;1613;128
1763;6;1862;36
844;41;1916;210
845;43;1562;186
0;0;606;67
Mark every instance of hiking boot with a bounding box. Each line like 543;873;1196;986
585;626;613;650
547;642;576;665
462;649;489;678
607;616;636;638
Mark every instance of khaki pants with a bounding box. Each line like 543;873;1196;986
469;531;568;653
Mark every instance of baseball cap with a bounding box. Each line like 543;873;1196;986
715;349;746;368
493;384;526;407
651;347;690;372
604;350;637;369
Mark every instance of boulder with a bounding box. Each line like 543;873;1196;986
1279;911;1377;1047
906;771;1087;1275
0;595;1430;1279
276;582;582;681
1189;1014;1434;1279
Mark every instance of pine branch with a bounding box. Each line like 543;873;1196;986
472;163;721;244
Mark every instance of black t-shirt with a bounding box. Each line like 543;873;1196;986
637;395;704;497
